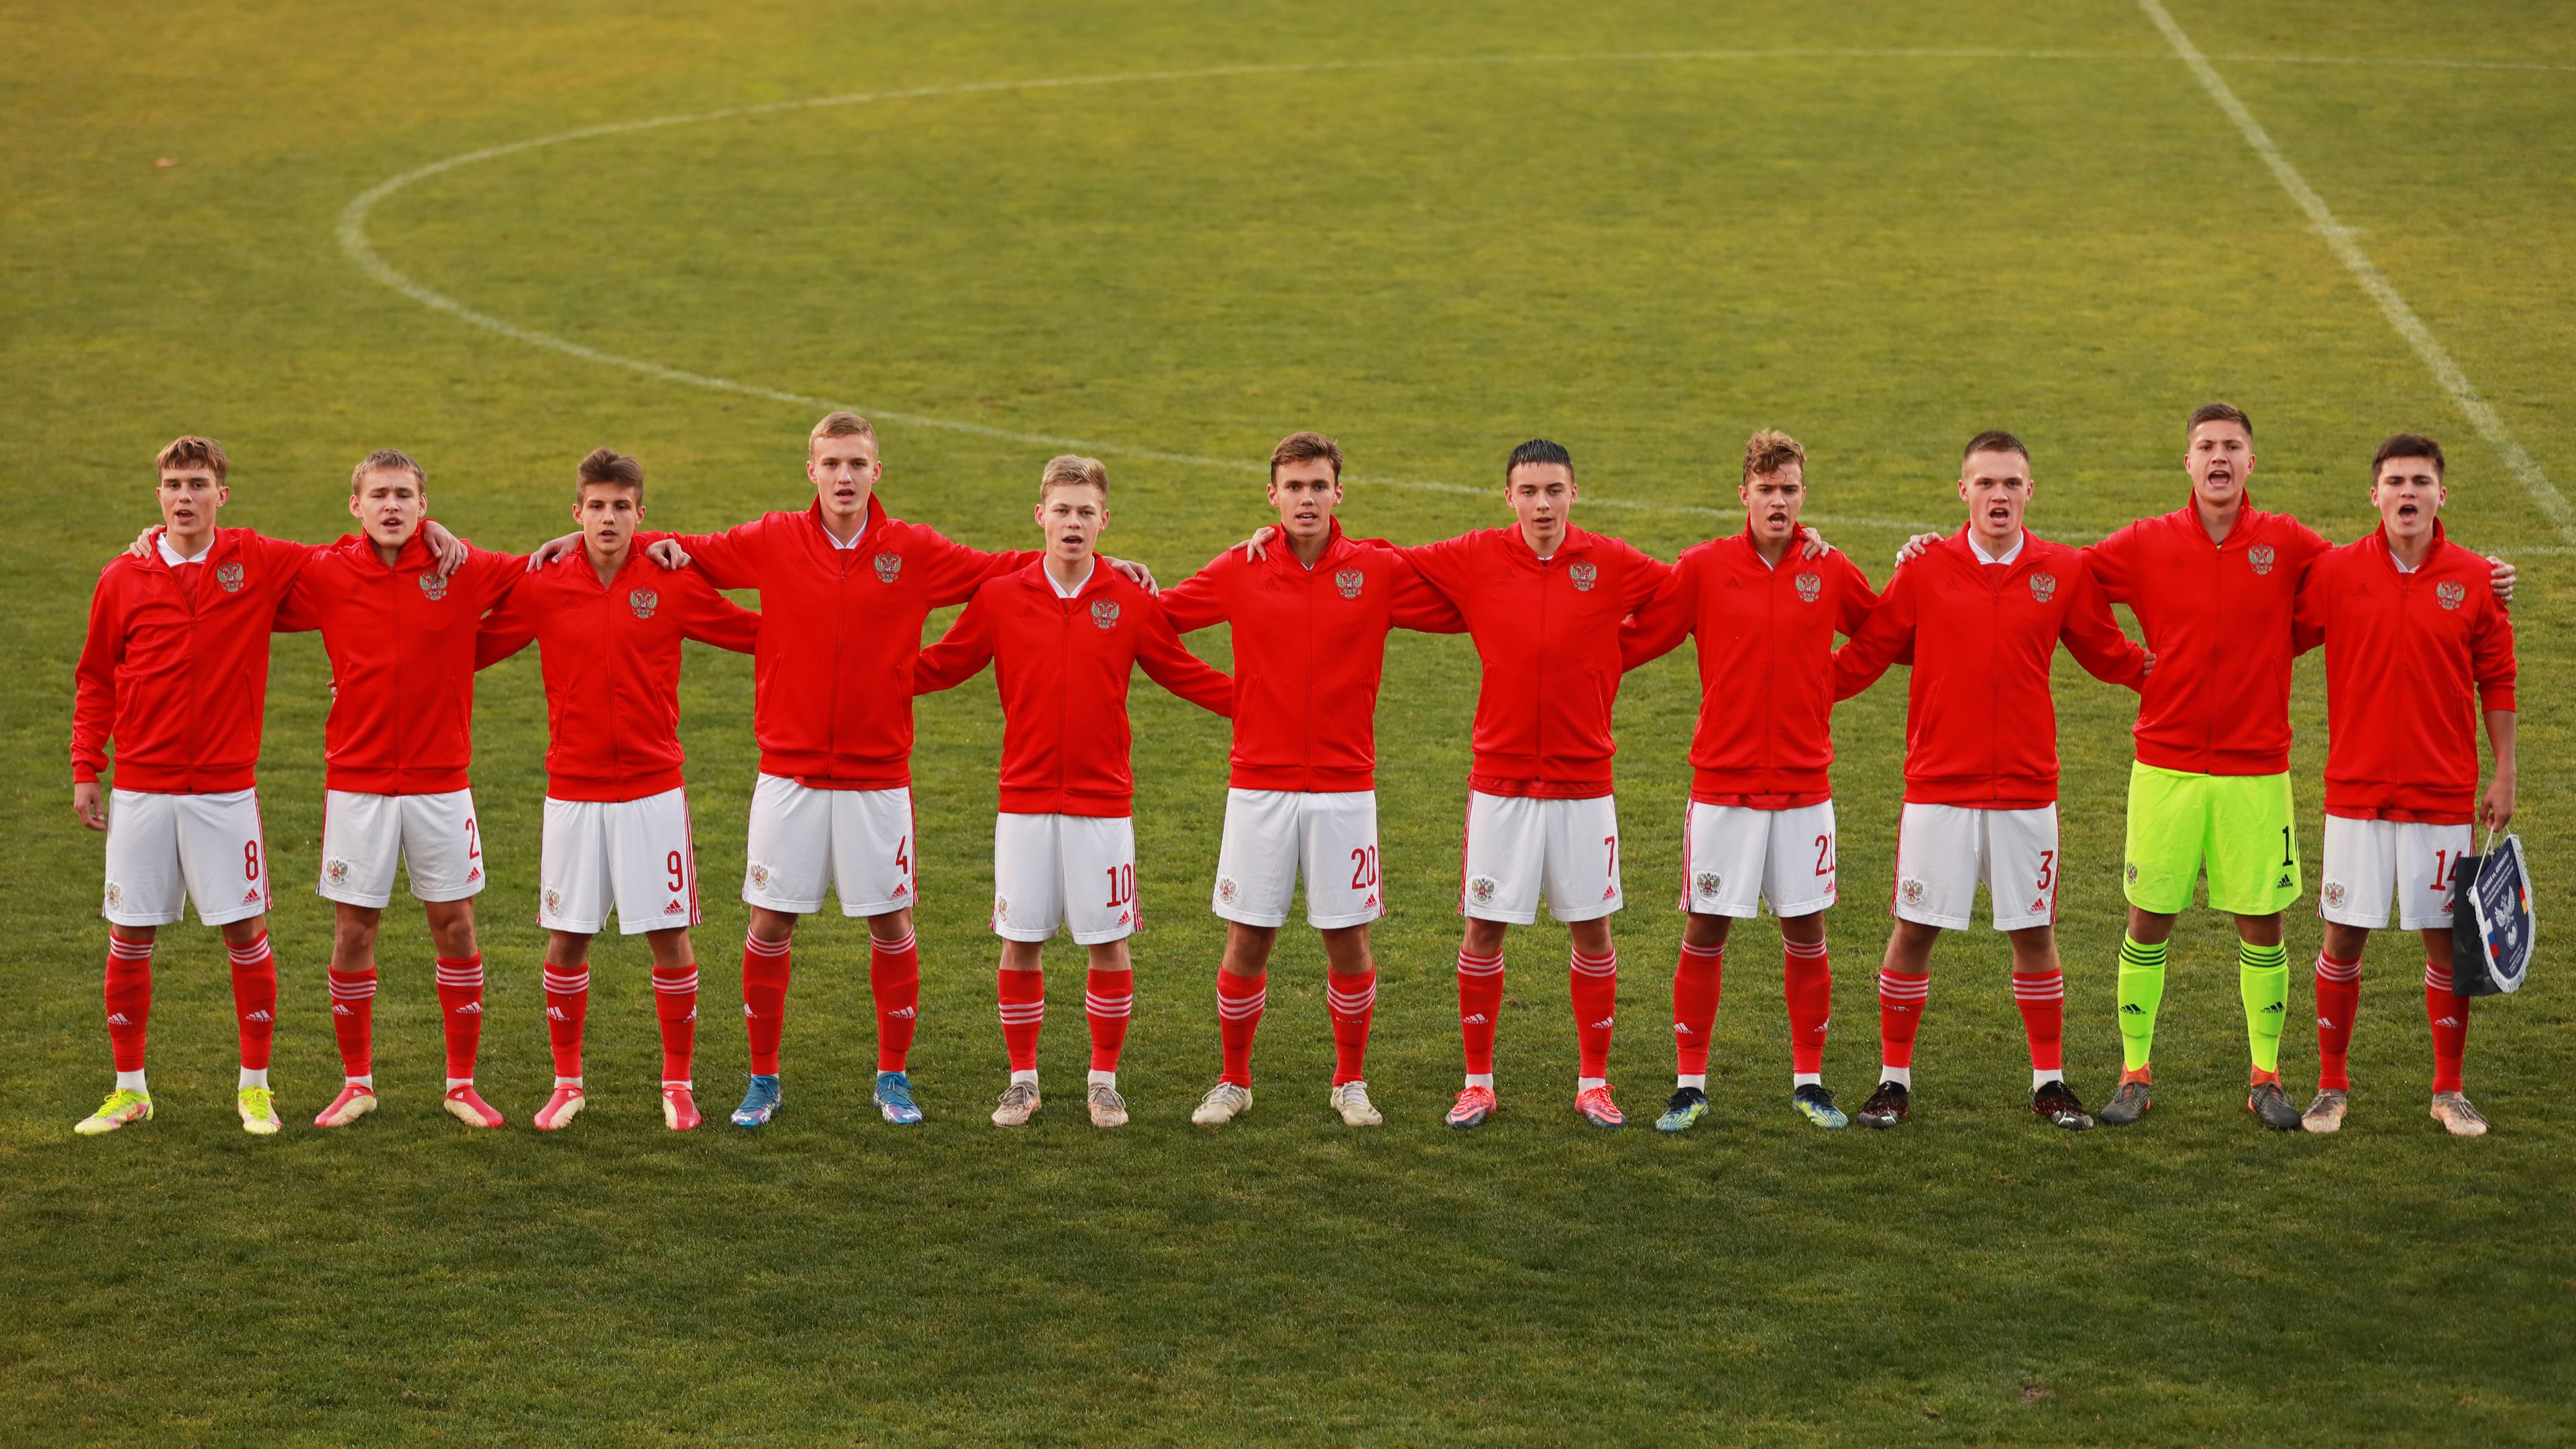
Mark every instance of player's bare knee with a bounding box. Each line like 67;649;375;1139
1776;910;1826;947
2320;922;2371;961
1459;916;1509;956
218;914;269;947
1318;923;1373;974
2125;906;2178;945
645;926;693;969
864;906;912;944
423;898;477;957
544;929;594;967
747;904;798;945
1681;911;1733;951
2231;911;2284;948
1566;917;1615;958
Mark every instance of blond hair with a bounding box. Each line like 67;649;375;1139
156;435;228;483
350;447;426;494
1743;429;1805;482
808;411;877;451
1040;454;1109;498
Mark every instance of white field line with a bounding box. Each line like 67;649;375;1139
339;45;2569;537
2137;0;2576;543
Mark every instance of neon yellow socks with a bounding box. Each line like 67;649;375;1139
2116;934;2167;1073
2239;941;2290;1075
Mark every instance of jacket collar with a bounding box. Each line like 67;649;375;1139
806;494;890;551
1018;553;1112;600
333;529;437;574
1943;523;2046;569
2371;518;2449;572
1499;520;1592;564
1268;517;1356;575
2167;490;2269;549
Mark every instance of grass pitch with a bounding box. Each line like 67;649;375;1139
3;1;2571;1443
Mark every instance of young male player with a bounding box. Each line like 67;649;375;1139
1620;430;1877;1132
1833;431;2150;1132
2294;435;2515;1137
912;455;1232;1129
479;449;759;1131
72;437;316;1135
279;450;524;1131
555;413;1153;1129
1157;431;1464;1128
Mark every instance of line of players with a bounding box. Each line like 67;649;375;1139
68;405;2518;1140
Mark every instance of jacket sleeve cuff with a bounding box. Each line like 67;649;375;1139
2479;684;2516;713
72;761;100;784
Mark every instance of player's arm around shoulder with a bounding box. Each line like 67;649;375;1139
2059;549;2151;688
912;577;1000;694
676;565;762;654
1155;547;1237;635
1617;545;1699;671
1829;548;1881;632
1132;586;1234;717
1830;552;1917;700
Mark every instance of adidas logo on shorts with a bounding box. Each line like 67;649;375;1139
663;900;685;915
242;887;262;903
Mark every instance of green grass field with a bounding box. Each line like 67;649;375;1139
5;1;2571;1442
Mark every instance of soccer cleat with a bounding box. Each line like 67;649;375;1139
662;1085;702;1132
1191;1081;1252;1126
2429;1091;2489;1138
314;1083;379;1128
2247;1079;2303;1131
74;1088;153;1136
731;1073;781;1130
1791;1083;1848;1130
237;1086;283;1136
1856;1079;1911;1129
1087;1082;1130;1129
1329;1080;1382;1127
873;1070;923;1126
2033;1079;2093;1132
443;1084;504;1129
2098;1074;2153;1126
991;1079;1042;1127
1656;1086;1708;1133
532;1085;586;1131
1575;1083;1625;1129
1446;1084;1497;1130
2301;1088;2349;1134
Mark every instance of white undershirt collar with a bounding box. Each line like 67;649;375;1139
158;536;212;566
1047;557;1095;599
1970;531;2026;566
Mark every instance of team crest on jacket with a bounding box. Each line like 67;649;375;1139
629;588;659;620
1794;571;1822;603
2248;545;2276;576
1898;878;1925;908
215;561;246;594
2028;572;2057;604
873;551;903;584
1693;870;1723;899
1334;568;1364;600
417;572;449;602
2435;581;2467;610
1568;561;1599;592
1467;875;1499;907
1091;600;1120;630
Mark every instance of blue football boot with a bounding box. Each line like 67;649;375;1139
731;1072;781;1129
873;1070;923;1125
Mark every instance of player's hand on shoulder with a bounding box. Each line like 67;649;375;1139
1105;555;1157;594
2141;649;2156;678
72;780;105;831
647;538;690;570
1801;525;1832;559
420;519;467;579
2487;554;2514;609
527;531;582;570
124;525;162;560
1893;531;1939;569
1242;526;1276;562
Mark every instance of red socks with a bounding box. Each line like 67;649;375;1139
104;934;153;1073
2314;952;2361;1091
2424;959;2469;1093
998;968;1045;1073
434;954;482;1081
1456;947;1504;1078
1783;937;1831;1076
1217;968;1266;1086
2012;967;2065;1075
1670;942;1722;1077
653;962;699;1087
1086;966;1133;1073
227;932;277;1073
1570;946;1618;1080
742;934;790;1076
328;966;378;1079
1326;968;1376;1085
543;961;589;1080
1877;968;1929;1071
869;930;920;1074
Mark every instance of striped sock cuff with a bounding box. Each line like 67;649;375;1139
227;934;274;964
873;932;918;956
653;969;700;995
2011;970;2066;1002
1327;982;1378;1014
1782;938;1827;960
2119;936;2168;969
107;938;155;961
434;962;485;988
1084;991;1134;1018
2316;953;2362;983
2423;961;2456;994
1217;990;1267;1020
1570;949;1619;977
2239;942;2290;970
997;1000;1047;1024
1456;949;1504;978
542;967;591;995
1678;941;1725;961
327;971;378;1001
1875;971;1930;1002
744;934;790;959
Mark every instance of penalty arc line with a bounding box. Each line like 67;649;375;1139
2136;0;2576;544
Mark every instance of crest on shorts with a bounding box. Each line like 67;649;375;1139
2322;880;2347;910
629;588;659;620
873;551;903;584
324;858;351;887
747;863;771;892
2248;545;2276;576
417;572;449;602
1091;600;1120;630
2028;572;2057;604
2435;580;2466;610
1217;877;1240;905
1693;870;1723;899
1467;875;1499;907
2124;862;2138;885
1794;572;1821;604
543;888;563;914
1568;561;1598;592
215;561;246;594
103;881;122;908
1334;568;1364;600
993;894;1010;924
1899;877;1925;908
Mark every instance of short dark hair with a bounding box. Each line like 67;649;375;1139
2188;402;2252;440
1962;429;2029;465
576;447;645;503
1506;437;1573;480
1269;431;1343;482
2371;433;2445;481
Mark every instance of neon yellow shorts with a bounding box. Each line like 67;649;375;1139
2123;762;2302;916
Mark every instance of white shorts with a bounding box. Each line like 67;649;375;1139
539;788;701;936
1212;789;1384;930
2318;816;2471;931
318;788;485;908
1460;791;1623;926
742;774;915;917
1679;799;1838;919
1892;802;2059;932
101;788;272;928
992;812;1137;945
